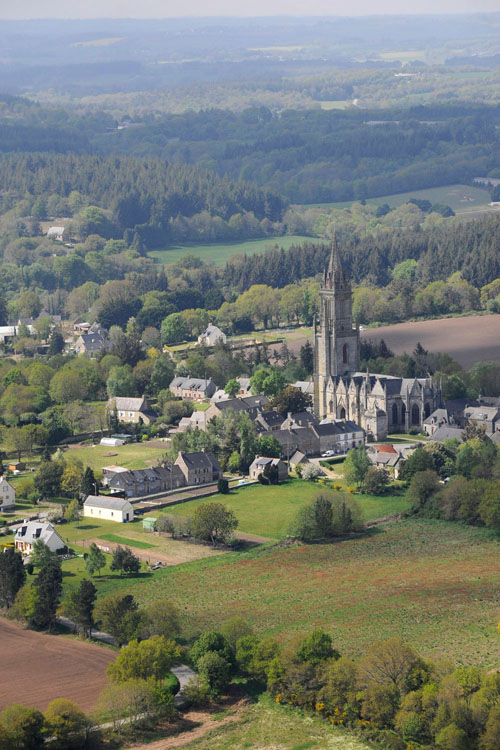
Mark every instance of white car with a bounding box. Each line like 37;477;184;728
321;450;335;457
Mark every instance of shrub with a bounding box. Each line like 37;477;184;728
197;651;231;698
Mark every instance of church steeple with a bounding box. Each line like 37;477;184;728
323;236;349;290
314;236;360;417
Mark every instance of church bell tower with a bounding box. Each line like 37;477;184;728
313;238;360;418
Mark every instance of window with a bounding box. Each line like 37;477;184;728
411;404;420;426
342;343;348;363
392;403;398;425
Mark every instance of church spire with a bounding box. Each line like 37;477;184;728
323;235;346;289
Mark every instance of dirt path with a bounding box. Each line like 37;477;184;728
80;537;204;566
127;698;248;750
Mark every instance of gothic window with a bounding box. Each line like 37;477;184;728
392;403;398;425
343;343;348;364
402;403;406;422
411;404;420;426
329;400;333;414
339;406;346;419
424;402;431;419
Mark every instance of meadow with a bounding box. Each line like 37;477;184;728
179;697;372;750
118;519;500;668
148;235;312;267
61;440;168;473
302;183;494;215
159;479;410;540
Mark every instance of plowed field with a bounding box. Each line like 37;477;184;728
0;617;115;712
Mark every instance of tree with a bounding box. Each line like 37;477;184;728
110;546;141;576
221;617;254;654
33;557;63;631
5;427;32;462
161;313;189;345
358;638;418;693
140;599;181;641
94;592;141;646
481;704;500;750
30;540;56;569
65;579;97;637
190;630;234;670
296;629;338;666
0;703;45;750
270;386;312;417
107;365;137;398
300;341;314;374
228;450;241;473
43;699;88;750
85;542;106;577
363;466;390;495
217;477;229;494
407;470;441;511
79;466;96;502
49;370;87;404
224;378;240;397
107;635;181;683
197;651;231;698
47;331;65;356
34;461;63;499
0;548;26;608
191;502;238;546
435;723;470;750
343;446;371;489
64;498;81;525
254;434;282;458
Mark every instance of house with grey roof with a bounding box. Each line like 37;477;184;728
254;410;284;432
0;476;15;511
424;408;453;436
15;522;65;556
312;419;365;454
74;332;109;358
83;495;134;523
174;451;222;486
463;406;500;434
169;376;216;401
204;394;268;425
107;395;157;425
249;456;288;482
431;425;464;443
108;465;185;498
197;324;226;346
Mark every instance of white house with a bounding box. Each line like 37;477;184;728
47;226;65;241
83;495;134;523
15;522;65;556
0;477;15;511
197;324;226;347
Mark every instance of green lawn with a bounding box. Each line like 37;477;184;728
61;441;167;473
300;183;494;215
159;479;410;539
112;518;500;668
98;533;155;549
148;235;313;267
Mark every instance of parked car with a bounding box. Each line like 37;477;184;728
321;450;335;457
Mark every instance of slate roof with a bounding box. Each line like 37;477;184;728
78;333;107;352
170;377;213;391
178;451;221;471
431;425;464;442
84;495;132;510
108;396;149;412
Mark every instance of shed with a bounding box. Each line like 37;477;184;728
83;495;134;523
142;517;157;533
8;461;26;472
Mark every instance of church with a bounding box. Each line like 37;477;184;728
313;241;441;441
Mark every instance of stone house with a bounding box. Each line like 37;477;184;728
107;395;157;425
169;376;217;401
249;456;288;482
197;324;227;346
174;451;222;485
0;477;15;511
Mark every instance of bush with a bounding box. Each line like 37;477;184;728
197;651;231;698
183;675;211;708
301;463;323;481
217;478;229;494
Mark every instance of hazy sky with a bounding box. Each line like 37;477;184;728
1;0;499;20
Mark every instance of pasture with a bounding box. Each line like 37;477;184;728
302;183;494;215
0;617;115;712
125;519;500;668
159;479;410;539
148;235;312;267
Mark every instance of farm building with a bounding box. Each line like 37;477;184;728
83;495;134;523
289;450;309;470
15;522;65;556
0;477;15;511
249;456;288;482
8;461;26;473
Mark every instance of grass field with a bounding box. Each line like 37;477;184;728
99;533;155;549
62;440;167;473
180;697;372;750
117;518;500;668
158;479;410;539
301;183;494;215
148;235;312;267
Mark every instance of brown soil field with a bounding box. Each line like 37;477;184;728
0;617;115;712
287;315;500;369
